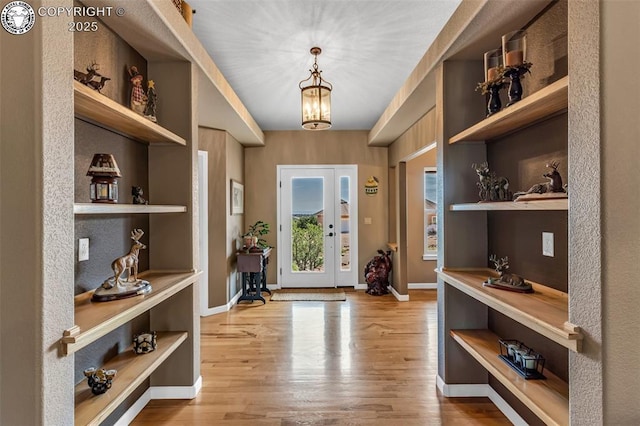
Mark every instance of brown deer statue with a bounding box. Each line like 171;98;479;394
86;76;111;93
514;161;566;198
486;254;532;293
74;61;101;85
104;229;146;289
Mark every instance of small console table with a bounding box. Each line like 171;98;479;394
236;247;272;304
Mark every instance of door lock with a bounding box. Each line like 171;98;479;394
326;232;334;237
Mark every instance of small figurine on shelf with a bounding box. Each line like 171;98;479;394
144;80;158;122
128;65;147;116
133;331;157;354
92;229;152;302
132;186;148;205
364;250;392;296
83;367;117;395
513;161;568;201
472;162;511;202
484;254;533;293
74;61;100;85
86;76;111;93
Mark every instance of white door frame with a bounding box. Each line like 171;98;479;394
277;165;358;288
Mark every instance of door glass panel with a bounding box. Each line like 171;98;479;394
291;177;325;273
340;176;350;271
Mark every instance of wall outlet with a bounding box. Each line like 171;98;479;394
79;238;89;261
542;232;554;257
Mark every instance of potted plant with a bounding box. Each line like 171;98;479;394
242;220;270;251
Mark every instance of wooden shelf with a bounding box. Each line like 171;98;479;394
450;329;568;426
450;199;568;211
61;270;201;355
74;331;187;426
74;203;187;215
436;268;581;351
449;76;568;144
74;81;186;145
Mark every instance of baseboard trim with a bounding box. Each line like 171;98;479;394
435;375;526;426
387;285;409;301
354;283;367;290
114;376;202;426
408;282;437;290
200;290;242;317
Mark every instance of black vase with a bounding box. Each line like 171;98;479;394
506;69;523;106
487;84;502;116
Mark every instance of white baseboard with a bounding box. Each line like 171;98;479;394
387;285;409;301
408;282;437;290
436;375;526;426
354;283;367;290
200;290;242;317
114;376;202;426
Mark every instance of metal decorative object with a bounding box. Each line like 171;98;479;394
144;80;158;122
87;153;121;203
514;161;568;201
498;339;546;380
83;367;117;395
132;186;148;205
502;30;532;106
364;250;392;296
484;254;533;293
92;229;152;302
364;176;379;196
74;61;111;93
133;331;157;354
299;47;332;130
472;162;511;202
477;48;505;116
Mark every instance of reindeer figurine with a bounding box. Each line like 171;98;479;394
485;254;532;293
86;76;111;93
514;161;567;199
101;229;146;290
74;61;101;85
472;162;511;202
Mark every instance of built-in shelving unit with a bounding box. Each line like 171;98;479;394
62;271;201;355
437;268;581;351
449;76;568;144
74;331;187;426
73;203;187;215
74;81;186;146
449;199;568;211
450;329;569;426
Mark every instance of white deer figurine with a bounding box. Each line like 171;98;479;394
103;229;146;289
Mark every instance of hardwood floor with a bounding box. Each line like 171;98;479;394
132;290;509;425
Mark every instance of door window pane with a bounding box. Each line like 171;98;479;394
424;168;437;257
340;176;350;271
291;177;325;272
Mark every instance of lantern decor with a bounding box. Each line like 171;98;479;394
502;30;532;106
83;367;117;395
87;154;121;203
299;47;332;130
498;339;546;380
476;48;505;116
133;331;157;354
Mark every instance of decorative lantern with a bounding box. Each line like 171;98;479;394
299;47;332;130
87;153;121;203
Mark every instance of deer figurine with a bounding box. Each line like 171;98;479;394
487;254;532;292
86;76;111;93
103;229;146;289
74;61;101;85
514;161;566;198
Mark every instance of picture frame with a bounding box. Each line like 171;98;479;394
230;180;244;215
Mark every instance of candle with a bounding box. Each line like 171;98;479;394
505;50;523;66
507;344;519;358
521;355;537;370
486;67;500;81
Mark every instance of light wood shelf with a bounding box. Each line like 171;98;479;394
450;199;568;211
74;81;186;145
74;203;187;215
449;76;568;144
436;268;581;351
450;329;568;426
61;270;201;355
74;331;187;426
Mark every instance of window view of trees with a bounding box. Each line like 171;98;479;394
291;215;324;271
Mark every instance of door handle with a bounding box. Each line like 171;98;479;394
326;232;334;237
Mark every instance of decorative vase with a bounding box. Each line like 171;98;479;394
483;48;504;116
502;30;527;106
487;84;502;116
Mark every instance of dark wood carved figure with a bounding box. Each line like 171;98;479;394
364;250;392;296
485;254;532;293
514;161;566;198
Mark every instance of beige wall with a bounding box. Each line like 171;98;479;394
244;131;388;285
389;108;436;166
407;149;437;284
226;132;244;296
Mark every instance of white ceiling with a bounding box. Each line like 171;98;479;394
189;0;462;131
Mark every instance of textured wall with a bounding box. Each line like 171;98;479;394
245;131;388;285
226;133;244;296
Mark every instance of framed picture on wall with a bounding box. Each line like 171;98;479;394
231;180;244;215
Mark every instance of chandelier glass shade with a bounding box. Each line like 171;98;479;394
299;47;332;130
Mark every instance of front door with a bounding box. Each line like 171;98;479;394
278;166;358;288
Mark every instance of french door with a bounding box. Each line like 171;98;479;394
278;166;358;288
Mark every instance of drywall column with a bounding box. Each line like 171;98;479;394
567;1;603;424
0;0;74;424
393;162;408;295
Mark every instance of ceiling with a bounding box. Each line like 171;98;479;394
188;0;462;131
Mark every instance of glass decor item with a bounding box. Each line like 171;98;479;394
483;48;504;116
87;153;122;203
502;30;529;106
498;339;546;380
299;47;332;130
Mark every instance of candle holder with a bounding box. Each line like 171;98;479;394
483;48;505;116
498;339;546;380
87;153;121;203
502;30;532;106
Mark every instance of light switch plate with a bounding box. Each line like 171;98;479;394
364;217;372;225
79;238;89;261
542;232;554;257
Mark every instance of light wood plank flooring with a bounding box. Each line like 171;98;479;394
132;290;509;425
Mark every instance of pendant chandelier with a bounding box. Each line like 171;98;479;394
299;47;332;130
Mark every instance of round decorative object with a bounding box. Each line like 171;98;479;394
364;176;379;196
133;331;157;354
84;367;117;395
